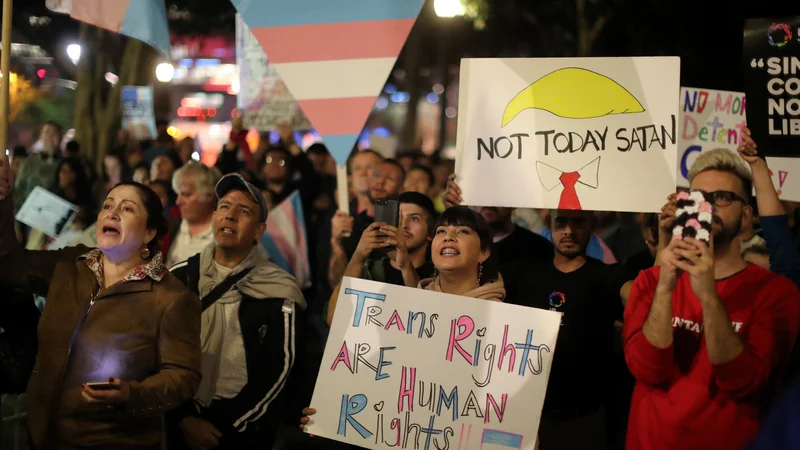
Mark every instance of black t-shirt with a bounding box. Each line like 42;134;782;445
495;226;554;266
505;258;634;412
363;256;435;286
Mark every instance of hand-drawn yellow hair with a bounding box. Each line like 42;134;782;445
501;67;645;126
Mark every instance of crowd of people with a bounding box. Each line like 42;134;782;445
1;117;800;450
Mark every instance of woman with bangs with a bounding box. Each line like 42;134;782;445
299;206;505;434
419;205;505;300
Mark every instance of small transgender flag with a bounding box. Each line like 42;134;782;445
46;0;171;57
480;430;524;450
261;191;311;289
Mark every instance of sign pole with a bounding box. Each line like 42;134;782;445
0;0;13;155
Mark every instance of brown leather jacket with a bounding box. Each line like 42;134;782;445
0;198;201;449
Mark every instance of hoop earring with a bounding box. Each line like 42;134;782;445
477;262;483;285
141;245;151;260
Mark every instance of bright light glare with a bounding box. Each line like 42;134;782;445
105;72;119;85
67;44;81;64
191;151;200;161
155;63;175;82
434;0;465;18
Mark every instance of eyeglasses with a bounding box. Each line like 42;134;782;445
701;190;747;207
265;156;285;167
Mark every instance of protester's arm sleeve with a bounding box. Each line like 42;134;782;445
623;270;674;386
215;146;242;175
711;278;800;398
760;215;800;289
126;290;202;416
201;300;295;435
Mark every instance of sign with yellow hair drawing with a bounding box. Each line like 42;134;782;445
455;57;680;213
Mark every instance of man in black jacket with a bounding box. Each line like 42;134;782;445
167;173;306;450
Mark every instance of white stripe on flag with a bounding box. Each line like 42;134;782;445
272;57;397;101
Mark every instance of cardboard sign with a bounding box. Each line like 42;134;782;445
15;186;78;238
307;278;561;450
678;88;747;188
743;16;800;157
455;57;680;213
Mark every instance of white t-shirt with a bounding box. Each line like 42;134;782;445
166;221;214;267
211;263;249;399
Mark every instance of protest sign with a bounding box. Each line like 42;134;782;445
455;57;680;213
121;86;156;140
743;16;800;157
679;88;747;187
307;277;561;450
235;14;311;131
678;86;800;201
15;186;78;238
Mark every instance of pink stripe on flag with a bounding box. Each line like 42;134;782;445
72;0;129;32
296;97;376;135
252;19;415;64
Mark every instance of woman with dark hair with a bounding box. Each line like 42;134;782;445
56;157;94;227
299;206;505;433
420;206;504;300
0;159;201;450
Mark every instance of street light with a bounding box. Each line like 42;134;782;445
155;63;174;82
67;44;81;64
434;0;465;18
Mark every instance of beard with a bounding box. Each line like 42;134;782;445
712;215;742;247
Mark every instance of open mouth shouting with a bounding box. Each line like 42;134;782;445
440;246;460;257
102;224;121;236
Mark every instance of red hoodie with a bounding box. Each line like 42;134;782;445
624;264;800;450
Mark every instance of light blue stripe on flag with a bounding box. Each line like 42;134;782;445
120;0;171;57
481;430;523;449
261;233;293;275
232;0;424;28
318;133;361;166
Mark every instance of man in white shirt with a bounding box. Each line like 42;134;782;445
166;162;220;266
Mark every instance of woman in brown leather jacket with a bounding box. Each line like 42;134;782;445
0;156;201;450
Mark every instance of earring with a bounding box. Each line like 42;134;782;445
140;245;151;259
477;262;483;284
432;266;438;279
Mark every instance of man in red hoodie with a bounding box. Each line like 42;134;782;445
624;148;800;450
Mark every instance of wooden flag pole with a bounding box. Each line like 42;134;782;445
0;0;13;156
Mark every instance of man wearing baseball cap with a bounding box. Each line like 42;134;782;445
166;173;306;450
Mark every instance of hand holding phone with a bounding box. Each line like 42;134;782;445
374;198;400;250
672;190;713;243
85;381;116;391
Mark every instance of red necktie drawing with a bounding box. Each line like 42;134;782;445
558;172;582;209
536;157;601;211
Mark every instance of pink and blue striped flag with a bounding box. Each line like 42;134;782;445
232;0;425;165
260;191;311;289
46;0;171;57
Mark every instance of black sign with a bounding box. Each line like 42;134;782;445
744;16;800;157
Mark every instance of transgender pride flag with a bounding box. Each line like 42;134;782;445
46;0;171;57
260;191;311;289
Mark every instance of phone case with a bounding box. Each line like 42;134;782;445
672;190;713;242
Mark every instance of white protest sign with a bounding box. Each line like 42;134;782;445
679;87;800;201
455;57;679;213
15;186;78;238
307;277;561;450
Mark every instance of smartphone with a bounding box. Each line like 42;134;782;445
85;382;115;391
672;190;713;243
374;198;400;251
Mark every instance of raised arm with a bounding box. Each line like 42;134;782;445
0;156;84;297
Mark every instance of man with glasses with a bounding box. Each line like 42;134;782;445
624;148;800;450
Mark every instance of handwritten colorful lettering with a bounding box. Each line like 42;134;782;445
307;278;561;450
454;57;680;213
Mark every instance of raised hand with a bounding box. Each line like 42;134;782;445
658;193;677;236
353;222;390;261
444;174;462;208
737;126;762;166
